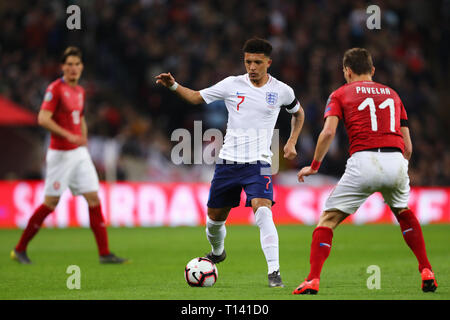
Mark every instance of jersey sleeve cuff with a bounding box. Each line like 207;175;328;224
198;90;212;104
324;114;342;120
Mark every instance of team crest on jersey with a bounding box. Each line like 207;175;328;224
266;92;278;105
53;181;60;190
44;91;53;102
324;95;332;114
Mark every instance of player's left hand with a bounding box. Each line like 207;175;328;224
283;142;297;160
297;166;318;183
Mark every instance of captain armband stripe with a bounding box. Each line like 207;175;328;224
400;119;409;127
283;99;300;113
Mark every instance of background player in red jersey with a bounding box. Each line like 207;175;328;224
293;48;437;294
11;47;127;264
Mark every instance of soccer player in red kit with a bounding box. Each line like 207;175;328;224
11;47;127;264
293;48;437;294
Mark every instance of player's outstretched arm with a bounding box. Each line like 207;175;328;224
155;72;205;105
284;106;305;160
297;116;339;182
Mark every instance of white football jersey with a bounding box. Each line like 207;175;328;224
199;74;300;164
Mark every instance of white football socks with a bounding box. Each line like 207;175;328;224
206;217;226;255
255;206;280;274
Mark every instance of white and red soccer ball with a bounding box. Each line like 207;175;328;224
184;257;218;287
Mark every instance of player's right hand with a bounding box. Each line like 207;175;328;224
155;72;175;88
297;166;318;183
283;141;297;160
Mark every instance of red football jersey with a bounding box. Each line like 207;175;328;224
324;80;408;156
40;78;85;150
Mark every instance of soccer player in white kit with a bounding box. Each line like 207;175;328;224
156;38;305;287
11;47;127;264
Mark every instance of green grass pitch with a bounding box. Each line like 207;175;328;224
0;225;448;300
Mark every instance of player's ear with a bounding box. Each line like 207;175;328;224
371;66;375;76
266;58;272;68
343;66;349;78
347;67;355;79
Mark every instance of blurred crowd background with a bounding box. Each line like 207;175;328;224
0;0;449;185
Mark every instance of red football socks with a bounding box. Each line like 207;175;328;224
15;204;53;252
396;209;432;272
307;226;333;280
89;204;110;256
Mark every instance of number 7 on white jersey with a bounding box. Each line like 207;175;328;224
237;96;245;111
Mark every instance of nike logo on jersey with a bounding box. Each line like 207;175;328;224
236;92;246;95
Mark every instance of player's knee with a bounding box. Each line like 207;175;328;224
317;210;347;229
251;199;272;213
43;196;59;211
391;206;409;217
87;198;100;207
83;193;100;207
207;207;231;222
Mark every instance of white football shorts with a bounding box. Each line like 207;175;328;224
324;150;410;214
43;146;100;196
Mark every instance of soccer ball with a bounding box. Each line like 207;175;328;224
184;257;218;287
